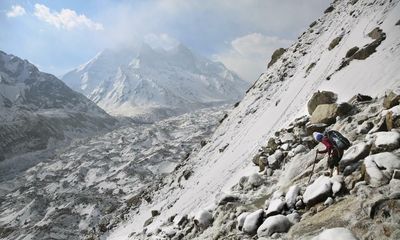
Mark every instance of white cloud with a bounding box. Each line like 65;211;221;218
214;33;292;82
6;5;26;17
144;33;179;50
33;4;103;31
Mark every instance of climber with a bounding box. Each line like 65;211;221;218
313;131;344;177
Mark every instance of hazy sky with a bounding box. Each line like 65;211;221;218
1;0;330;82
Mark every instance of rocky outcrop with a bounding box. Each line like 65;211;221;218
268;48;286;68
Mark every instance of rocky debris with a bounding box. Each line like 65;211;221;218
306;123;328;136
307;91;338;115
383;89;400;109
151;210;160;217
363;152;400;187
370;131;400;153
311;227;359;240
257;215;292;237
310;104;339;124
268;48;286;68
328;35;343;50
303;176;332;207
194;209;213;228
243;209;264;234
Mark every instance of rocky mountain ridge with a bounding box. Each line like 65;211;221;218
0;50;116;179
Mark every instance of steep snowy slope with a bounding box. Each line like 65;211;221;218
105;0;400;238
0;50;116;171
62;44;248;120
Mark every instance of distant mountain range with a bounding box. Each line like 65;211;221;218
62;43;249;121
0;50;116;160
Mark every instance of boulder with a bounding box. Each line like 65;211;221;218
339;142;371;172
310;104;339;124
311;228;359;240
266;198;286;217
237;212;250;231
285;185;301;208
194;209;213;228
371;131;400;153
268;48;286;68
363;152;400;187
257;215;292;237
243;209;264;234
248;173;263;187
266;138;279;154
268;150;284;170
281;133;296;144
324;197;334;206
307;91;338;115
303;176;332;207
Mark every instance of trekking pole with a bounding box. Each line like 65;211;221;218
308;150;319;184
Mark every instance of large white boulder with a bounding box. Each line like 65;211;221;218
257;215;292;237
265;198;286;217
248;173;263;187
303;176;332;207
363;152;400;187
311;227;359;240
371;131;400;153
285;185;300;208
243;209;264;234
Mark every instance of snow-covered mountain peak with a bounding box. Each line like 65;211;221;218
62;43;249;120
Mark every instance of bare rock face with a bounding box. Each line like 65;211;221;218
268;48;286;68
310;104;339;124
307;91;338;115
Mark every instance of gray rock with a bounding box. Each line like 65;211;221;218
383;88;400;109
310;104;339;124
243;209;264;234
307;91;338;115
363;152;400;187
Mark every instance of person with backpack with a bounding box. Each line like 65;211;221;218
313;131;350;177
